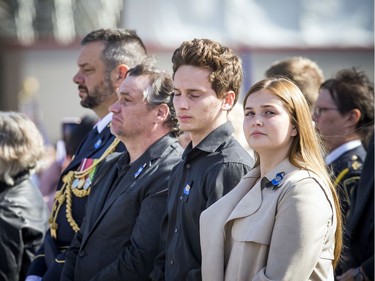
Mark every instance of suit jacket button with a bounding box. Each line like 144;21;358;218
79;250;86;258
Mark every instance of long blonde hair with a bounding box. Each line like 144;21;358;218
244;77;342;268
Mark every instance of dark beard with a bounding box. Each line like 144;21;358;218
80;90;102;108
80;79;115;109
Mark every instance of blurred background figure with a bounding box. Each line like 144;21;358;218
313;68;374;280
313;67;374;222
265;56;324;112
0;111;49;281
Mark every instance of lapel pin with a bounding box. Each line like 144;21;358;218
183;184;191;195
94;138;102;149
265;172;285;190
134;163;147;178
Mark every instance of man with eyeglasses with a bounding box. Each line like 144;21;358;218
313;68;374;281
313;106;339;117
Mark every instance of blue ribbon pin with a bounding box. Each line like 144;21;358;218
134;163;147;178
94;138;102;149
265;172;285;190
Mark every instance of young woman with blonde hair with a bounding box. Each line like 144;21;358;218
200;77;342;281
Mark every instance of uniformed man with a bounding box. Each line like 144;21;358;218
337;134;374;281
313;68;373;221
26;28;147;281
313;68;374;279
330;152;365;219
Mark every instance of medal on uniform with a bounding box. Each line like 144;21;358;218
72;178;80;189
77;178;85;189
83;177;92;190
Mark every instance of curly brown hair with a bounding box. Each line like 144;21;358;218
172;38;242;104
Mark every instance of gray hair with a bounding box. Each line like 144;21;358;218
127;62;182;137
81;28;147;72
0;112;45;185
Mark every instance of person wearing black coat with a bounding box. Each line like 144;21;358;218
337;134;374;281
60;63;183;281
0;111;49;281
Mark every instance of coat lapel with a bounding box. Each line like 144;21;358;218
225;159;298;223
83;159;153;242
225;169;262;223
201;167;261;281
87;160;120;228
89;137;174;230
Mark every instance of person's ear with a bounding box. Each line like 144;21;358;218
113;64;129;86
221;91;236;111
346;108;361;126
291;125;298;137
155;104;169;124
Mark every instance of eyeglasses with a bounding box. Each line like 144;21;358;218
313;107;339;117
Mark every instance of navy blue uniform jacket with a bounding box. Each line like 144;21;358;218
27;125;125;280
341;137;374;279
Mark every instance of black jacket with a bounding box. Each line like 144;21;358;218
0;177;49;281
61;134;182;281
154;122;254;281
342;136;374;280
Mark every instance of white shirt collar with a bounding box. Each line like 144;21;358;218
94;112;113;134
325;139;362;165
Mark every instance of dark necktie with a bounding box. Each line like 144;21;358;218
75;127;99;156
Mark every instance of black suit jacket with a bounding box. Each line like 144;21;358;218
342;136;374;279
0;178;49;281
27;124;125;280
60;134;182;281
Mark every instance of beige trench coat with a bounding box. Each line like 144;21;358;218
200;159;336;281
